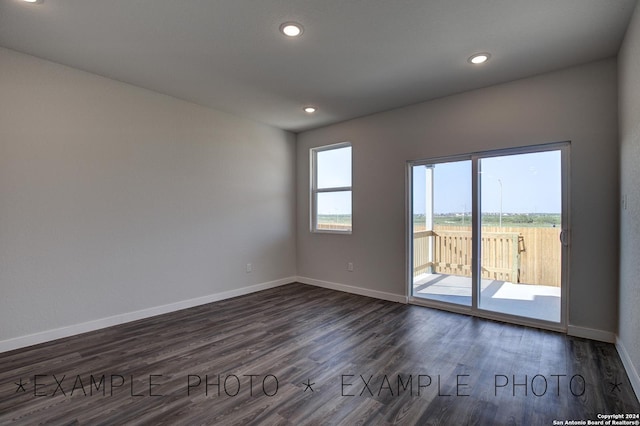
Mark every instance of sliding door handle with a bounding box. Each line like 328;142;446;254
559;229;569;247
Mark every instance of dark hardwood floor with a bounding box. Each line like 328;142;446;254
1;283;638;425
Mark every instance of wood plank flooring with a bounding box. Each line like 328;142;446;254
1;283;638;425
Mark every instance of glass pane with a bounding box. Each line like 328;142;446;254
412;160;472;306
317;191;352;231
317;146;352;189
478;150;561;322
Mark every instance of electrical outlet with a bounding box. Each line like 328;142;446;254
347;262;354;272
246;263;252;273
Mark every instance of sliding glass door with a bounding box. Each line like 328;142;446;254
411;160;472;306
478;151;563;322
409;144;568;328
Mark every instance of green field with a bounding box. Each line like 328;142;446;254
415;213;561;228
318;213;560;228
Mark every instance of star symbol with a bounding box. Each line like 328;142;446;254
302;379;315;392
610;379;622;393
14;378;26;393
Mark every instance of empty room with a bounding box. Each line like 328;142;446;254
1;0;640;424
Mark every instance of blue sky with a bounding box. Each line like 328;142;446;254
413;150;562;214
316;147;562;215
316;146;352;215
317;146;351;189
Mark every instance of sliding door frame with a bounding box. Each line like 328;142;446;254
406;142;570;333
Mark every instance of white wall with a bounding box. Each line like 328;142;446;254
297;59;619;337
618;1;640;394
0;47;297;345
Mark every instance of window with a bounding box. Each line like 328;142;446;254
311;143;352;233
408;142;569;328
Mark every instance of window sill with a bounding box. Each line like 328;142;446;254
311;229;352;235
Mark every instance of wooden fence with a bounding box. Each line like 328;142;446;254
317;223;351;231
413;225;561;287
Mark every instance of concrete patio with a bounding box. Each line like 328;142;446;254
413;273;561;323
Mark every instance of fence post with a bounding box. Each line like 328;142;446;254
511;233;518;283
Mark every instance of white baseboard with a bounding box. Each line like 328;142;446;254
567;325;616;343
0;277;296;354
297;276;408;304
616;337;640;402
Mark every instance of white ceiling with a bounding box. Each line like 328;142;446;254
0;0;637;132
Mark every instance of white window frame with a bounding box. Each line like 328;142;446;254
310;142;352;234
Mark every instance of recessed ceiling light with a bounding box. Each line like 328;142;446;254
23;0;42;3
304;106;317;113
280;22;303;37
468;53;491;65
